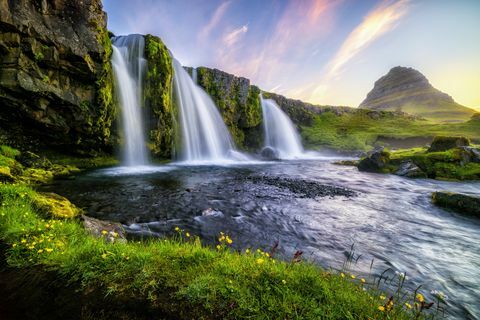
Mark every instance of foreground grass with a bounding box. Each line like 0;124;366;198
0;184;438;319
301;111;480;152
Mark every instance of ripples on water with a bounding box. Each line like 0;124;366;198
43;160;480;319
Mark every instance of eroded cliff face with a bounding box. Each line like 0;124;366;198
194;67;263;150
0;0;116;154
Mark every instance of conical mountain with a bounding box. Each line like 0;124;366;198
359;66;475;123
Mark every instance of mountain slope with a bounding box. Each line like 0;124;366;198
359;66;476;123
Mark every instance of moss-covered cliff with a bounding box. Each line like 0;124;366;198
143;34;175;159
0;0;116;155
195;67;263;150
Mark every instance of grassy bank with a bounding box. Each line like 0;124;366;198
0;183;439;319
0;146;444;319
301;111;480;152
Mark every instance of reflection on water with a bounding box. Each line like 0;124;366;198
43;160;480;319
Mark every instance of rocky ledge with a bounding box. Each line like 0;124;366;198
432;192;480;217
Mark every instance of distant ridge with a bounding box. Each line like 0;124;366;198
359;66;476;123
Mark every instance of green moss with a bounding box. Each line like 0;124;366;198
143;34;175;159
196;68;263;149
389;148;480;180
301;110;480;152
32;192;82;219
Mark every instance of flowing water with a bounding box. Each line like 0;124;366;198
44;160;480;319
173;60;247;163
111;35;148;166
261;95;304;159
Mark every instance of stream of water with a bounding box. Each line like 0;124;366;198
44;160;480;319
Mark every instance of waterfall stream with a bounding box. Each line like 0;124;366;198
260;95;304;159
111;35;149;166
172;60;247;163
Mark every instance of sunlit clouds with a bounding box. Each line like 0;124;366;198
104;0;480;108
309;0;411;103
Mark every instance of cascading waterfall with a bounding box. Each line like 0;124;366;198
260;94;304;159
172;59;246;163
111;35;149;166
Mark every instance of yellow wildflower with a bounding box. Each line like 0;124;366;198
282;279;287;285
21;239;27;243
37;249;44;253
245;249;250;254
101;230;108;235
380;295;386;300
360;278;366;283
12;243;17;248
175;226;180;231
378;306;385;312
416;293;424;303
45;248;53;253
216;245;221;250
265;253;270;258
186;232;190;237
101;253;107;259
226;236;232;244
350;274;356;279
340;273;345;278
112;232;119;238
405;302;412;309
256;258;265;265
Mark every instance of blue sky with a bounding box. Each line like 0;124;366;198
103;0;480;109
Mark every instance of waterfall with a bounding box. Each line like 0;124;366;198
111;35;149;166
260;95;304;159
172;59;246;163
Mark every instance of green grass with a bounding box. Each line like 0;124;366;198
388;148;480;180
0;184;438;319
301;111;480;152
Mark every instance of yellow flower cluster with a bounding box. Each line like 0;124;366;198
218;232;232;245
10;219;65;256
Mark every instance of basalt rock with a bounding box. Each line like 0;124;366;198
195;67;263;149
428;136;470;152
357;147;390;172
432;192;480;217
0;0;116;154
260;146;279;160
394;160;426;178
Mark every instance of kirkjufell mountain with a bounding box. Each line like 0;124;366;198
359;66;476;123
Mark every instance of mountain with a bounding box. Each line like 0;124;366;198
359;66;476;123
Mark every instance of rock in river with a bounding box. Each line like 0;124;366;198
432;192;480;217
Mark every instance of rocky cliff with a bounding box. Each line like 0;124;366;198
359;66;475;123
0;0;116;155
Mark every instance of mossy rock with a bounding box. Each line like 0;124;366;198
143;34;175;159
432;192;480;217
428;136;470;152
0;166;15;183
32;192;82;219
357;147;391;172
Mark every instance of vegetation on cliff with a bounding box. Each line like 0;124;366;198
196;67;263;149
143;34;175;159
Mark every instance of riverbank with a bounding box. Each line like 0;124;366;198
0;146;438;319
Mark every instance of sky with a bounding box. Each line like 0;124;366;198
103;0;480;110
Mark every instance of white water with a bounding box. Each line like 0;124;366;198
260;95;304;159
111;35;149;166
172;59;247;163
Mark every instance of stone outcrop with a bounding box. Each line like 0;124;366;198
428;136;470;152
194;67;263;149
432;192;480;217
357;147;390;173
359;66;476;123
143;34;175;159
0;0;116;154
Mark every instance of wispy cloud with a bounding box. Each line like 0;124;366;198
198;0;232;40
308;0;411;103
223;25;248;47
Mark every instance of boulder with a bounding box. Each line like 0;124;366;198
432;192;480;217
428;136;470;152
458;146;480;164
394;160;426;178
260;146;280;160
32;192;82;219
0;0;116;153
81;215;126;243
357;147;390;172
